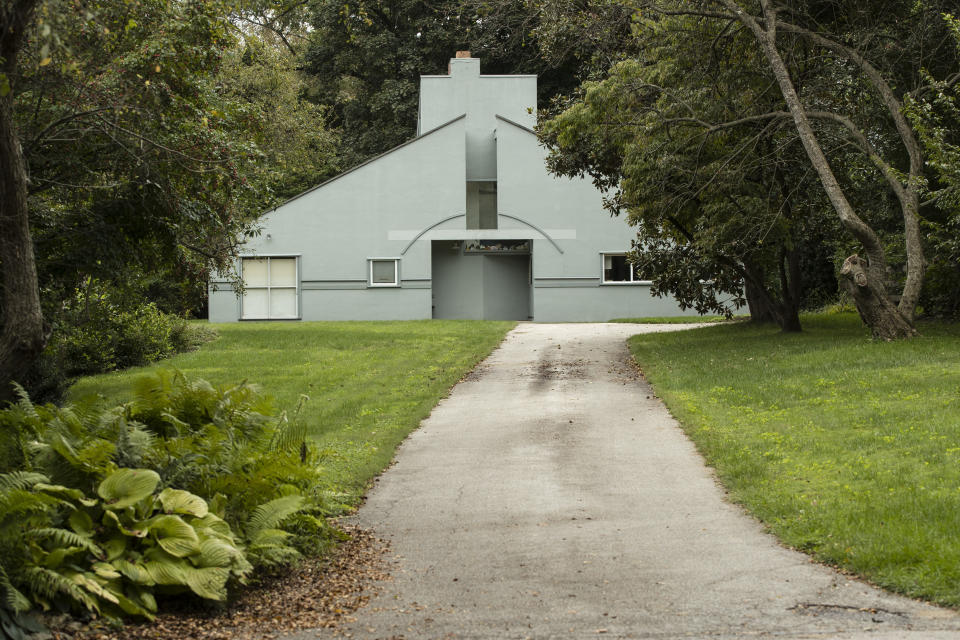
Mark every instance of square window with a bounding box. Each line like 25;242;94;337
602;254;632;283
369;259;399;286
241;257;299;319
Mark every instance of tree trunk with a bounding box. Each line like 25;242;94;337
0;0;47;403
744;278;779;324
723;0;915;338
840;256;916;340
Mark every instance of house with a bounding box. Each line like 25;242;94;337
208;52;698;322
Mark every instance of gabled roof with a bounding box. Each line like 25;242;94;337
266;113;467;212
495;114;537;135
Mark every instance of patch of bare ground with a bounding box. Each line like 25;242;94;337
64;526;391;640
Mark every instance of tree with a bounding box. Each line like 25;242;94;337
539;15;842;330
300;0;637;167
0;0;46;403
1;0;335;400
544;0;960;339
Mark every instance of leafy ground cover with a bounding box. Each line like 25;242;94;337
69;320;514;509
627;313;960;607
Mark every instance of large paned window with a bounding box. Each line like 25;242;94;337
601;253;648;284
241;257;299;319
368;258;399;287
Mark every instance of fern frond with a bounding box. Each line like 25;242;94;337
0;472;48;491
28;529;103;557
10;382;39;419
0;566;32;613
245;495;306;538
23;566;99;613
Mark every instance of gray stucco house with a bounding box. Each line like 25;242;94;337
209;53;696;322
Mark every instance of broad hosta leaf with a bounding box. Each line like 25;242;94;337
182;566;230;600
131;586;157;613
158;488;208;518
42;546;86;569
111;589;155;620
196;537;238;568
102;536;128;561
143;560;188;586
114;559;154;585
98;469;160;510
194;513;233;538
71;572;119;605
34;483;86;502
92;562;121;579
147;515;200;557
68;509;94;536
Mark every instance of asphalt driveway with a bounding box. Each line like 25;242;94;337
293;323;960;639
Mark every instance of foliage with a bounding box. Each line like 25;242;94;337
904;13;960;317
217;30;340;202
541;0;960;337
538;25;839;330
628;313;960;606
0;370;325;629
0;0;340;397
300;0;636;167
19;283;216;402
0;466;250;626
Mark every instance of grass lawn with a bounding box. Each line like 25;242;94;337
69;320;513;510
628;312;960;607
610;315;735;324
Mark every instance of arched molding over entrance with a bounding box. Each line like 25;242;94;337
498;213;564;255
400;214;466;255
400;213;565;255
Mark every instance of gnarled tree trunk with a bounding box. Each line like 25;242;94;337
839;256;916;340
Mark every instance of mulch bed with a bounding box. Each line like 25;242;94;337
60;526;392;640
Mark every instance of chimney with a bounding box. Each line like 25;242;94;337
448;50;473;74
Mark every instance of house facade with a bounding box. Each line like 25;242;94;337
208;53;697;322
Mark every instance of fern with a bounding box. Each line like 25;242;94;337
245;495;306;539
27;529;103;557
0;567;31;614
0;472;47;492
22;566;99;613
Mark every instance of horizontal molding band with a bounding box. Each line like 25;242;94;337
302;281;365;290
300;280;432;290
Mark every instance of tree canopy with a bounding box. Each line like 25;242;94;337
540;0;960;338
0;0;339;398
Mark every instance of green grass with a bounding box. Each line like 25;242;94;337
627;313;960;607
69;320;514;508
610;315;736;324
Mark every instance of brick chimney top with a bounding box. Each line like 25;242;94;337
448;51;476;74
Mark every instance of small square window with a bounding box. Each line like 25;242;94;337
369;259;399;286
602;253;648;284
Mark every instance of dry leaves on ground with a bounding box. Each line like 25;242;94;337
63;526;391;640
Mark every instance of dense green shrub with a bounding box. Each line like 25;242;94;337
22;286;216;402
0;372;332;636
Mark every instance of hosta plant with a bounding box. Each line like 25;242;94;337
11;468;251;624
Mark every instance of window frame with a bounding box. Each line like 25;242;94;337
368;258;400;288
240;255;301;320
600;252;651;285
